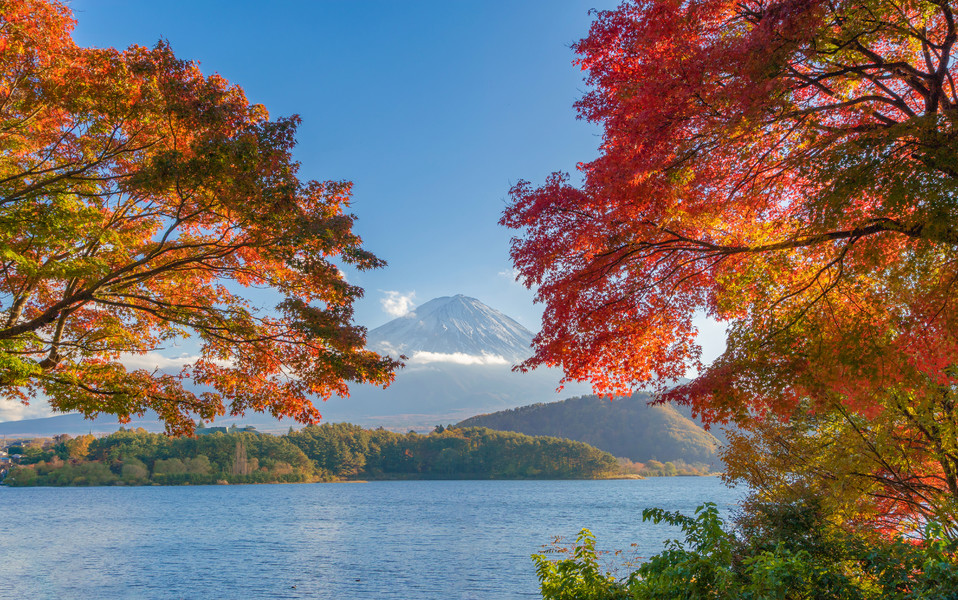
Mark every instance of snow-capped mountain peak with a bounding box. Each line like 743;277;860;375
367;295;535;364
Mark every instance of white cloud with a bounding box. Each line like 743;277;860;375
380;290;417;318
0;398;55;421
120;352;234;371
497;268;529;290
120;352;199;371
409;351;509;366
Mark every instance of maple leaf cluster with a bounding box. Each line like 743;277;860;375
0;0;398;434
503;0;958;534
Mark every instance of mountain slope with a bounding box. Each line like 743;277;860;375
456;392;721;466
367;294;535;363
0;413;128;437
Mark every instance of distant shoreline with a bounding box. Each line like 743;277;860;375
0;470;740;488
1;474;730;488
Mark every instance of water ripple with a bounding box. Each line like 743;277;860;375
1;478;742;599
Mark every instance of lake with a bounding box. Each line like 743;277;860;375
1;478;743;599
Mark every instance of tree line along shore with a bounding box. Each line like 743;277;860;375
0;423;663;486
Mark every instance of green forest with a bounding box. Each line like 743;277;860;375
2;424;618;486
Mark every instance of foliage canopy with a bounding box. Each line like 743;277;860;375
0;1;397;433
503;0;958;531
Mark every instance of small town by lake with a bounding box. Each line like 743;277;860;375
2;478;742;599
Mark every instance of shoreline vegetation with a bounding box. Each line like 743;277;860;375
0;423;712;487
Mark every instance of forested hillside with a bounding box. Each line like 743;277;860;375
2;424;617;486
457;393;720;467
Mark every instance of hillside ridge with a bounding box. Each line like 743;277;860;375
456;392;721;466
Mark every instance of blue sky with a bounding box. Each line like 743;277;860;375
0;1;733;422
70;0;623;331
67;0;727;369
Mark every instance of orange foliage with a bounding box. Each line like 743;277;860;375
0;1;398;434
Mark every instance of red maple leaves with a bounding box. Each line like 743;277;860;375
503;0;958;532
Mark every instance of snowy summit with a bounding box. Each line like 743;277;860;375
367;295;535;364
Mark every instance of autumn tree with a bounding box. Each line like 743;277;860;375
502;0;958;532
0;1;397;434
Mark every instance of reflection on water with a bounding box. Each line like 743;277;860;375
2;478;743;599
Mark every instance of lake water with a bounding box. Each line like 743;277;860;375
2;478;743;599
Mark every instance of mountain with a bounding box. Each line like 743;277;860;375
366;294;535;363
319;295;595;428
456;392;721;467
0;413;128;438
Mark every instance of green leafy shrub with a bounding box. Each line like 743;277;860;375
120;459;149;483
534;528;630;600
534;502;958;600
3;465;38;486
